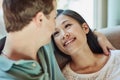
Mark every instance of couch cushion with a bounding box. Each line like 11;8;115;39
98;26;120;49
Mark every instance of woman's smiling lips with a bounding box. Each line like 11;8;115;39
63;37;76;47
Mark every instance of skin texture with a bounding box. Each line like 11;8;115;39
53;14;109;74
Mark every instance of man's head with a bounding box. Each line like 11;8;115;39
3;0;55;33
3;0;57;46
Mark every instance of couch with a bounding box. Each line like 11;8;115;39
0;26;120;69
98;26;120;49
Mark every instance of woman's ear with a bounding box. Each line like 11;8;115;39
82;23;89;34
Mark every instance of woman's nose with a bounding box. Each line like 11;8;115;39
63;32;70;40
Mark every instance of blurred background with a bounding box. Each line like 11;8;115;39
57;0;120;29
57;0;94;29
0;0;6;39
0;0;120;38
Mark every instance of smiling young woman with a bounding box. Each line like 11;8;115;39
52;9;120;80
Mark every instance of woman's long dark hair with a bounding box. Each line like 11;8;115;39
52;9;103;69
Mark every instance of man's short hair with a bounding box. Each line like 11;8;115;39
3;0;54;32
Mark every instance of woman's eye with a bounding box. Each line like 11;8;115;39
65;24;72;29
53;31;60;37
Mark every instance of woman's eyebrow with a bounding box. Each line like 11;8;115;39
61;20;69;25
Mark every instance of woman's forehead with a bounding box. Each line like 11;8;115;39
56;15;74;25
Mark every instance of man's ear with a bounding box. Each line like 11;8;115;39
33;12;43;25
82;23;89;34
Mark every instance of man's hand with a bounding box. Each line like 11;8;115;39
94;31;116;55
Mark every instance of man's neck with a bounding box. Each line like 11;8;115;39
2;33;40;61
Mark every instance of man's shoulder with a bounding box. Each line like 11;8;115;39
0;68;17;80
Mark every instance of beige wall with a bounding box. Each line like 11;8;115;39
0;0;2;9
